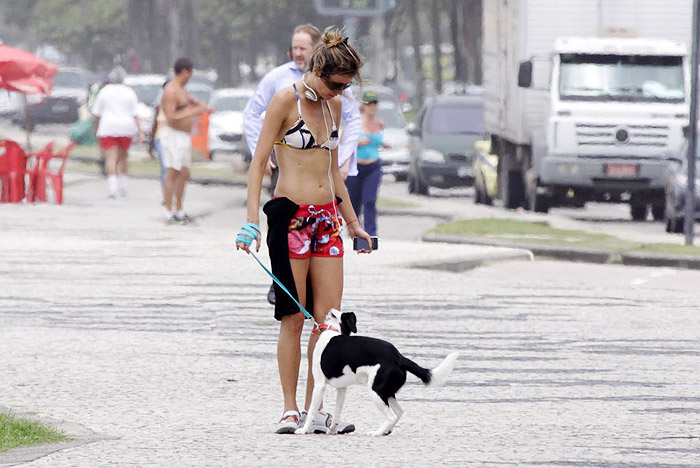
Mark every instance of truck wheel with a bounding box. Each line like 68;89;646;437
673;217;685;233
651;203;665;221
667;216;684;233
630;203;648;221
503;170;525;209
529;192;549;213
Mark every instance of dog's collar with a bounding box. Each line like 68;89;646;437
312;324;340;335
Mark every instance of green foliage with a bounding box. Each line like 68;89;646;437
31;0;127;67
0;0;41;29
0;413;71;453
431;218;700;256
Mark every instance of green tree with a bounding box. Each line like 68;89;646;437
32;0;127;70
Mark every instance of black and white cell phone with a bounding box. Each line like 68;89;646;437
353;236;379;251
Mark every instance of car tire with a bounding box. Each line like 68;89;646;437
630;203;648;221
474;179;483;204
408;171;429;195
525;169;549;213
474;176;492;205
394;173;407;182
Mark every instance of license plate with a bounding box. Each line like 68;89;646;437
52;104;69;113
457;166;469;177
605;163;638;177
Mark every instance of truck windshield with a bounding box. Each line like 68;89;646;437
428;105;484;134
559;54;684;103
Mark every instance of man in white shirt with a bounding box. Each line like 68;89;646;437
92;66;144;198
243;24;361;182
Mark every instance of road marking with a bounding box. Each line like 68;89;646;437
631;268;677;286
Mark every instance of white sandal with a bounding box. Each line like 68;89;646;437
275;410;300;434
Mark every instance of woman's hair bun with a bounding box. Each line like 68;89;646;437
322;28;346;48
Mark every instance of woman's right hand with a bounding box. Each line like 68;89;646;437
236;222;261;253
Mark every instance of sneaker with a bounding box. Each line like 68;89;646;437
165;214;178;225
175;213;194;224
300;409;355;435
267;283;276;305
275;410;300;434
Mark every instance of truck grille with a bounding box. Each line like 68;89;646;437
576;123;668;147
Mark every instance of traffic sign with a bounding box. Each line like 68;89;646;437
314;0;395;17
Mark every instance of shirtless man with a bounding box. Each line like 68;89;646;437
160;57;208;223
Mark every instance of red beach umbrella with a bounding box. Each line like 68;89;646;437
0;43;57;94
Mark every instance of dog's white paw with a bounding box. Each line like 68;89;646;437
295;427;310;435
367;427;393;437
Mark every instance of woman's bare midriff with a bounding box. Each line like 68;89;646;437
274;145;337;205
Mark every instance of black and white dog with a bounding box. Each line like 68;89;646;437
296;309;459;436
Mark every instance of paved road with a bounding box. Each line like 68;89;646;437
1;172;699;467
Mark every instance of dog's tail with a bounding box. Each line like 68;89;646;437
400;352;459;387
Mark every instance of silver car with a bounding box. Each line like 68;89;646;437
208;87;254;159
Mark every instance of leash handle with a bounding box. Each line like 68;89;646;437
236;223;261;246
249;251;316;323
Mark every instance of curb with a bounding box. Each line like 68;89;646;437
423;233;613;264
404;249;534;272
70;155;247;188
424;233;700;270
378;207;453;220
621;252;700;269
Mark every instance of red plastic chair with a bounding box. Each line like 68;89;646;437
24;141;54;202
27;142;76;205
0;139;30;203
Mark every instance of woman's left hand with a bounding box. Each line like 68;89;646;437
347;223;373;253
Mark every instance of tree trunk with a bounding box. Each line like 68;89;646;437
430;0;443;93
231;47;242;86
463;0;483;84
214;27;233;86
181;0;199;63
151;0;172;72
449;0;466;82
409;0;425;107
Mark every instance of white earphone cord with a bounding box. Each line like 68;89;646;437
321;102;340;229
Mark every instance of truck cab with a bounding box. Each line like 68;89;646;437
523;37;688;218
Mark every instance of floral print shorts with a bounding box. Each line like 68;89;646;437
287;201;344;258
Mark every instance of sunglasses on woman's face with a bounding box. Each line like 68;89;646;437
323;76;353;91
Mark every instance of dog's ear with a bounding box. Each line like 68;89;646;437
340;311;357;335
328;308;341;322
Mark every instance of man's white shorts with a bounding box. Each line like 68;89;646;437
161;126;192;170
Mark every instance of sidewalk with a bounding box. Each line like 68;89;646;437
2;172;699;467
0;172;529;467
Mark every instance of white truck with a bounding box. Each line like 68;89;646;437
483;0;692;219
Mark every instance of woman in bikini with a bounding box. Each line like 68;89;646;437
236;28;371;434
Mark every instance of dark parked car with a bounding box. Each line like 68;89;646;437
664;138;700;233
407;94;484;195
13;67;93;129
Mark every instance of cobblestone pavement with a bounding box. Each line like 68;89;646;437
1;173;699;467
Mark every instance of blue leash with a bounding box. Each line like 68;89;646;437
237;223;316;323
